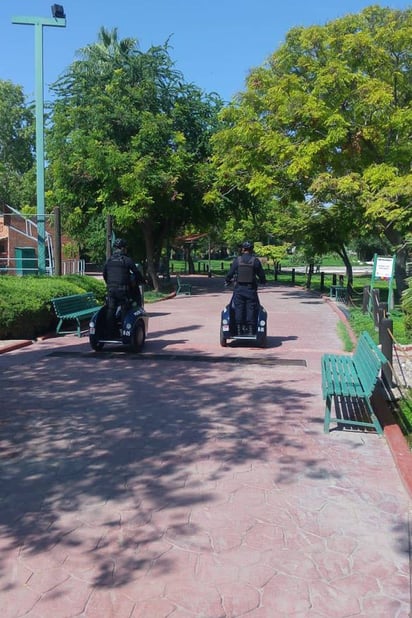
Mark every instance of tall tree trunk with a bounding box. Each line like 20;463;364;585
305;262;313;289
142;221;160;292
394;246;408;303
187;244;195;274
384;225;408;303
337;245;353;297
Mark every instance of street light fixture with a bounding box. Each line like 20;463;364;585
12;6;66;274
51;5;66;19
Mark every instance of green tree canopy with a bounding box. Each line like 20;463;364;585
47;28;223;286
211;6;412;292
0;80;35;208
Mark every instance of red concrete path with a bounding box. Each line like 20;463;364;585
0;277;410;617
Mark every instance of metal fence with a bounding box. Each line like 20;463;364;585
0;256;85;276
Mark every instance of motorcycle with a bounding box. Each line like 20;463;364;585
220;284;267;348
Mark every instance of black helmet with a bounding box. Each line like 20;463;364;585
113;238;127;250
241;241;254;251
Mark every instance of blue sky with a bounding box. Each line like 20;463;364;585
1;1;410;104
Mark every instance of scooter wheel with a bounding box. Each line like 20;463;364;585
130;320;146;352
90;338;104;351
258;331;267;348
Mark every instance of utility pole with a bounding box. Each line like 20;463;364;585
12;6;66;274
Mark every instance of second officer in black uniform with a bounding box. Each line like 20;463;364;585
103;238;144;336
225;241;266;335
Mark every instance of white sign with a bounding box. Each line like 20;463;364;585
375;256;394;280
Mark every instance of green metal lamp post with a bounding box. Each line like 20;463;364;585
12;5;66;274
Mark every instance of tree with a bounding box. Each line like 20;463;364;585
0;80;35;208
47;28;222;288
253;241;289;271
211;6;412;297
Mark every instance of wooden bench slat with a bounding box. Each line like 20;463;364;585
323;355;361;397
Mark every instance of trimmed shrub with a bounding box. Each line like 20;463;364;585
0;275;106;339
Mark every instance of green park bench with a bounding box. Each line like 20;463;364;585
176;275;192;296
51;292;101;337
329;285;347;303
321;331;387;435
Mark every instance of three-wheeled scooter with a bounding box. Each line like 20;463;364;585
89;294;149;353
220;286;267;348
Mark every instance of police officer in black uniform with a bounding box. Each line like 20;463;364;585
103;238;144;336
225;241;266;335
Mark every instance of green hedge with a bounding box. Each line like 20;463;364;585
0;275;106;339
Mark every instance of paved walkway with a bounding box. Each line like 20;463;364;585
0;276;411;617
